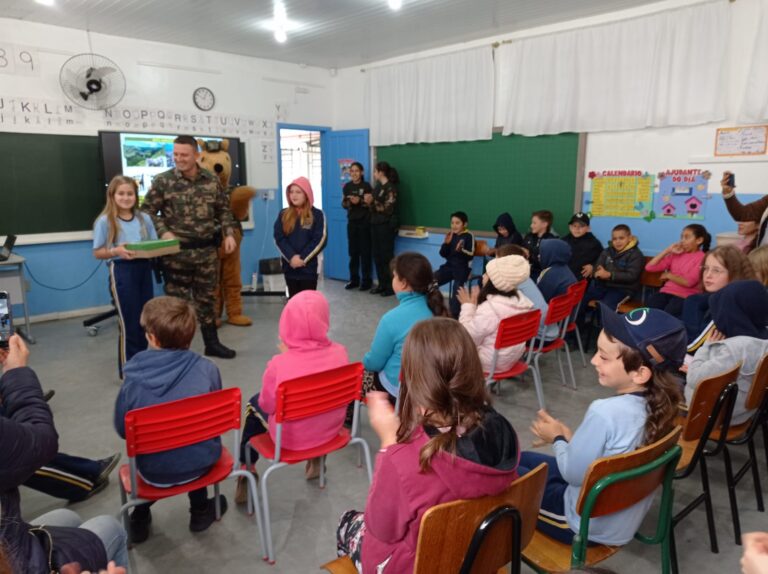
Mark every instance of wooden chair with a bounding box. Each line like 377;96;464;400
244;362;373;564
710;354;768;545
565;280;589;368
483;309;544;408
617;256;665;313
523;427;682;574
531;291;577;390
321;463;548;574
671;365;741;574
117;388;266;555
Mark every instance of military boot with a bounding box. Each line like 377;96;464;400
202;326;236;359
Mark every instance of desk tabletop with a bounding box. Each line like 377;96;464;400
0;254;25;266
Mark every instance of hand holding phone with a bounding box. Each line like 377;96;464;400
0;291;13;350
0;335;28;372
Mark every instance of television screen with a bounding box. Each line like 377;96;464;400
99;131;245;202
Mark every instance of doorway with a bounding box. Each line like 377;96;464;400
278;127;323;209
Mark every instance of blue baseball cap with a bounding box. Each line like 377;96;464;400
599;304;687;370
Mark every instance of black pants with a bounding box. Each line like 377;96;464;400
371;223;396;290
646;291;685;318
435;264;471;318
25;452;103;502
347;220;372;285
109;259;153;379
132;487;208;518
285;277;318;299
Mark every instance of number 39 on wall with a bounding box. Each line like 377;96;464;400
0;43;40;76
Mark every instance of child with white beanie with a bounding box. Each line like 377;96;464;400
456;254;535;374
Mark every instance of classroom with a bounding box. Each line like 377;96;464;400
1;0;768;572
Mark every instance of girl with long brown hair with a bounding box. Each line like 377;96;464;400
92;175;157;379
274;177;327;298
338;318;520;573
518;305;685;546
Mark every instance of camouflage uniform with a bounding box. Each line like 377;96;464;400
141;167;234;328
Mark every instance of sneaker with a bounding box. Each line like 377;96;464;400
359;282;372;292
130;508;152;544
189;495;228;532
43;389;55;402
344;281;360;290
95;453;121;484
369;286;383;295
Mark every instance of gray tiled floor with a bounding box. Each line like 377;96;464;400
19;279;764;573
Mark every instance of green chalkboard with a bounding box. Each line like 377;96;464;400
0;132;104;235
377;132;580;233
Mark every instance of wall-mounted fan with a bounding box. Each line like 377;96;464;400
59;53;126;110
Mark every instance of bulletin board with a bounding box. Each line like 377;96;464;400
587;171;654;219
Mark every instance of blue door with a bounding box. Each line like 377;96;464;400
321;129;370;281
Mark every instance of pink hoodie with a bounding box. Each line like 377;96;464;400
286;176;315;206
257;290;348;450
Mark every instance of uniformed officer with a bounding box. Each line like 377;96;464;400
141;135;237;358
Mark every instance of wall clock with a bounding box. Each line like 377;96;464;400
193;87;215;111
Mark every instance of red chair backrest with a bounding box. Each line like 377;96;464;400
543;291;573;326
494;309;542;351
274;362;364;424
124;387;241;458
567;279;588;306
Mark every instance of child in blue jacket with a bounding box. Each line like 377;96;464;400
537;238;577;302
114;296;225;543
435;211;475;317
274;177;327;298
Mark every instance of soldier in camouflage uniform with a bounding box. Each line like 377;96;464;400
141;135;238;358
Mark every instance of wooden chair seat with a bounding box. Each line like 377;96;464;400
321;556;357;574
522;530;620;573
675;438;698;472
710;420;750;442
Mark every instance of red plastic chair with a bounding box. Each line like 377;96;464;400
566;280;589;368
244;362;373;563
483;309;544;408
531;291;577;391
117;387;265;555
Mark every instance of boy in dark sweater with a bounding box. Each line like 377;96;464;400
562;212;603;280
522;210;556;281
584;224;645;311
114;296;226;543
435;211;475;318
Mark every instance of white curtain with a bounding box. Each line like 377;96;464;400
740;0;768;122
366;46;494;146
496;0;730;136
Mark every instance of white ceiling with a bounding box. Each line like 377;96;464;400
2;0;665;69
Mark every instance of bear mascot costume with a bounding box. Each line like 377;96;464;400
197;139;256;327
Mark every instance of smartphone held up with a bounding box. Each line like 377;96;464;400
0;291;14;349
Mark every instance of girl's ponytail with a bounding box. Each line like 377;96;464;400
686;224;712;252
391;253;449;317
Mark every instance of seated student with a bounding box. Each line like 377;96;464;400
336;318;520;573
114;296;226;543
518;306;684;545
1;335;128;573
583;224;644;311
487;212;523;256
645;224;711;318
435;211;475;318
748;245;768;287
496;244;557;342
522;210;556;280
456;254;534;373
562;212;603;280
364;252;449;400
687;280;768;425
236;290;348;499
537;238;577;302
683;245;756;353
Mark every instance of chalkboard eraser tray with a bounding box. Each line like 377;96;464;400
125;238;180;258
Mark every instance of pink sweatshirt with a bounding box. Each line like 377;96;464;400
362;414;519;573
645;250;705;298
257;290;349;450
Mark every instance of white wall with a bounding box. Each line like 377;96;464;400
0;18;337;189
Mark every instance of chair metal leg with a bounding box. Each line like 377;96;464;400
214;482;221;519
670;526;679;574
747;438;765;511
260;462;286;564
231;467;267;559
700;459;720;554
722;446;742;545
532;357;546;411
574;326;587;368
762;418;768;470
350;437;374;483
319;455;327;489
563;344;577;390
555;349;567;387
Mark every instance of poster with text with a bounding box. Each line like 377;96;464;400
587;171;654;218
654;169;710;220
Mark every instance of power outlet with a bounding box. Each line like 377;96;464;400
261;189;275;201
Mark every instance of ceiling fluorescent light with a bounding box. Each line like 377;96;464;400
274;27;287;43
388;0;402;10
35;0;56;6
273;0;288;43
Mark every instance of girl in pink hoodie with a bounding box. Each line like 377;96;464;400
336;318;519;573
236;290;348;500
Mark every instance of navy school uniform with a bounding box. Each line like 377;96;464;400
274;206;327;297
523;231;556;281
92;212;157;379
435;229;475;317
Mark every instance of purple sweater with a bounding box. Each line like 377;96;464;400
362;410;519;573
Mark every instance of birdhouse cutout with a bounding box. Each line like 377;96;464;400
661;203;676;217
685;196;703;216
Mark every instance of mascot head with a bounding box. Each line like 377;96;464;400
197;138;232;189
